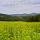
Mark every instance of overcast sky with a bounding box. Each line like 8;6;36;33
0;0;40;14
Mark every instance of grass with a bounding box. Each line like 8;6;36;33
0;21;40;40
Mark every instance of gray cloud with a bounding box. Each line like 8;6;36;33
30;0;40;4
0;0;40;14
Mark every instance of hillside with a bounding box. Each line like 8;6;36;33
0;13;40;22
0;13;39;16
11;13;38;16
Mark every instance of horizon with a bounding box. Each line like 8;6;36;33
0;0;40;14
0;12;40;15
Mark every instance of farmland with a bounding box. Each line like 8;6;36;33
0;21;40;40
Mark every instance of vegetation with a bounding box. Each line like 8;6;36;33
0;13;40;22
0;21;40;40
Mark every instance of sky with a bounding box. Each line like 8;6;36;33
0;0;40;14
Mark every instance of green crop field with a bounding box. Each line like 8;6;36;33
0;21;40;40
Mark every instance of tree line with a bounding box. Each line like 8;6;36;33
0;13;40;22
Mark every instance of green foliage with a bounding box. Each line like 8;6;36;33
0;21;40;40
0;13;40;22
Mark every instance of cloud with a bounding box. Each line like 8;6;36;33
0;0;14;7
0;0;40;14
30;0;40;4
0;0;40;7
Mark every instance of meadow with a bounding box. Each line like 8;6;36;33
0;21;40;40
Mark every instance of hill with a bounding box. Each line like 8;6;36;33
0;13;40;22
11;13;38;16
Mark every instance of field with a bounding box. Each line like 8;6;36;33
0;21;40;40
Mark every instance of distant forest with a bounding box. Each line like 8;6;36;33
0;13;40;22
